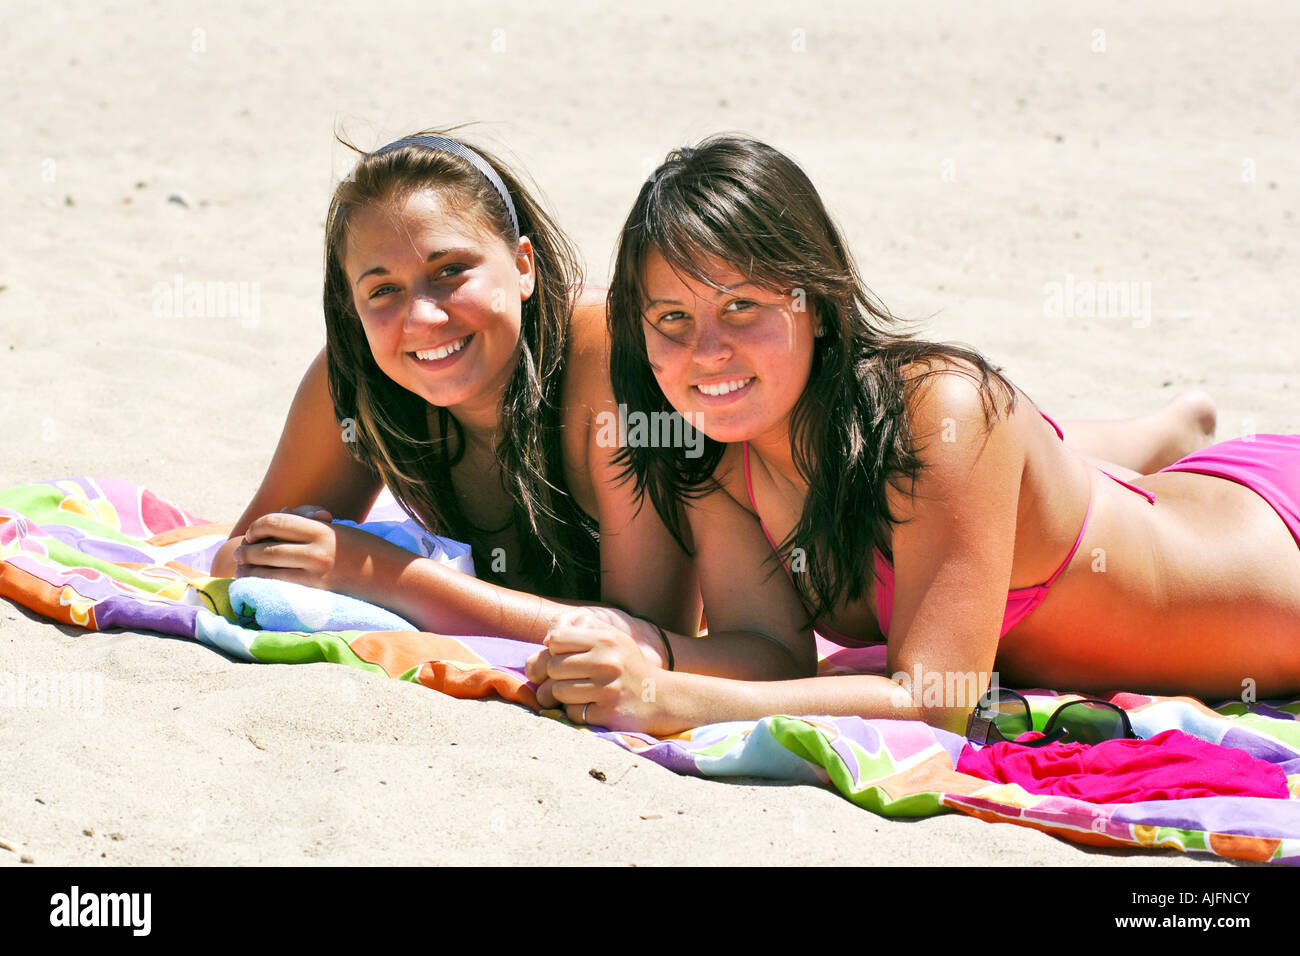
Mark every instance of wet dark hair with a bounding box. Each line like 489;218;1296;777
608;134;1017;624
323;127;599;600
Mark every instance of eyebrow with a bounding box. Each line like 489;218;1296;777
645;280;762;307
352;248;476;287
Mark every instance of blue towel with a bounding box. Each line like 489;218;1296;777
226;498;476;632
227;576;418;632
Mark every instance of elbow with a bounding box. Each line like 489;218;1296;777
884;675;969;735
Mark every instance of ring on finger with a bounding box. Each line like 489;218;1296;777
581;702;591;724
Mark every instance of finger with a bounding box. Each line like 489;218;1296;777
236;539;312;570
544;624;607;656
243;512;319;544
549;677;603;707
543;648;611;682
524;648;551;684
533;677;559;709
565;702;601;726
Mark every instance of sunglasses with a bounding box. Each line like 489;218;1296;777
966;686;1139;748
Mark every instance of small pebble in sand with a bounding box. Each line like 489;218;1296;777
639;813;662;820
82;828;93;837
64;195;75;206
167;191;191;208
109;832;125;841
588;768;606;782
21;855;33;864
0;838;13;851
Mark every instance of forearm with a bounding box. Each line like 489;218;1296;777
664;628;812;682
364;549;588;645
654;669;959;736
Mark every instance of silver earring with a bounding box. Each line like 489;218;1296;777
815;325;826;337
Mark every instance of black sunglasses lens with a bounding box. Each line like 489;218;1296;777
1043;701;1128;745
980;689;1032;740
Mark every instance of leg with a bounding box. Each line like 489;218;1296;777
1056;390;1217;474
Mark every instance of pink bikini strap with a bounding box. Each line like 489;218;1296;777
743;442;792;566
1039;410;1065;440
1099;469;1157;504
1044;498;1093;587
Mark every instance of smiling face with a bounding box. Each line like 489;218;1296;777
342;188;535;429
640;249;816;446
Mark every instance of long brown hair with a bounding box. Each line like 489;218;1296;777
323;128;599;600
608;135;1017;623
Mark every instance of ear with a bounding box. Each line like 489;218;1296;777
515;236;536;301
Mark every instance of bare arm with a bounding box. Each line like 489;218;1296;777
210;347;383;577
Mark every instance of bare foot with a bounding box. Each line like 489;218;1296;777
1156;390;1217;468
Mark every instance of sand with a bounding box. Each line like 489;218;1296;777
2;0;1294;866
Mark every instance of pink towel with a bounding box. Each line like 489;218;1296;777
956;729;1290;803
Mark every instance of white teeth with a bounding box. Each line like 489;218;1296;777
696;377;753;397
413;336;470;361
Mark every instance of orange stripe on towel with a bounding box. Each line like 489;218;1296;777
147;522;231;547
350;630;485;676
0;561;99;630
348;630;535;707
417;661;537;708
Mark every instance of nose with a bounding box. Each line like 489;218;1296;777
692;314;733;366
403;288;449;331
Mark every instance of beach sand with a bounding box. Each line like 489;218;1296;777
1;0;1294;866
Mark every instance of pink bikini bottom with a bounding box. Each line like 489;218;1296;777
1158;434;1300;548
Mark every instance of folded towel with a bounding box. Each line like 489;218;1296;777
182;490;476;632
226;576;418;632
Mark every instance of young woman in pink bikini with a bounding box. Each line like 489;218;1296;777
526;134;1300;736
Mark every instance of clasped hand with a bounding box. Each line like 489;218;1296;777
525;608;675;734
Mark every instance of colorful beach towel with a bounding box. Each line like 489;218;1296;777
3;477;1299;865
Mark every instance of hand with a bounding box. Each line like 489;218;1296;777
233;506;384;595
524;608;676;734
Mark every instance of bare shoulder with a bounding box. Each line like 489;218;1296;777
888;355;1027;515
899;355;1018;444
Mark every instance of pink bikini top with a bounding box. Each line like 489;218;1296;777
741;411;1157;646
